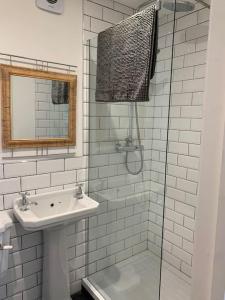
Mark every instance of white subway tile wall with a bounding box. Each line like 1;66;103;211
148;7;209;278
84;1;171;293
0;1;209;300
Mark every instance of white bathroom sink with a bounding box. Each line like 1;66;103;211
13;188;99;231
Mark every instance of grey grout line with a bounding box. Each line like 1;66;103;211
87;0;134;14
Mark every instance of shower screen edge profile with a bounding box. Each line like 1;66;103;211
85;1;176;299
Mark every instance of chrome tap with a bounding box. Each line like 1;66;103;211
20;192;30;211
20;192;37;211
74;183;83;199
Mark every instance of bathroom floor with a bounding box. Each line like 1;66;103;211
83;251;191;300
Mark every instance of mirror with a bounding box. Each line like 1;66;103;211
1;65;76;148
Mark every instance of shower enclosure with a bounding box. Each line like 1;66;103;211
83;0;209;299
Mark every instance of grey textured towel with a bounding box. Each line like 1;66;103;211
52;81;69;105
95;6;158;102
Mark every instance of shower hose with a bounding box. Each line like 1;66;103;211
125;102;144;175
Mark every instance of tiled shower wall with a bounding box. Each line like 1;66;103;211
148;6;209;277
83;1;154;279
84;1;209;282
85;47;154;277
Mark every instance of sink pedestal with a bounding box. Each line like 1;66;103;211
42;226;72;300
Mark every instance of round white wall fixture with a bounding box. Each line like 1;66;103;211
36;0;64;14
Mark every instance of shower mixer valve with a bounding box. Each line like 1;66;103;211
115;138;144;153
125;136;133;146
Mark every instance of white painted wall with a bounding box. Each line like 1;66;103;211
192;0;225;299
0;0;82;66
11;76;36;139
0;0;83;155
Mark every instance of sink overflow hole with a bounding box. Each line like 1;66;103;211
50;203;54;207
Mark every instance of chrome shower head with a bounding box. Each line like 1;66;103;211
163;0;195;12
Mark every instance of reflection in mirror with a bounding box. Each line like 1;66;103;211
11;76;69;140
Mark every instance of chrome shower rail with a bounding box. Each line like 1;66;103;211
137;0;210;11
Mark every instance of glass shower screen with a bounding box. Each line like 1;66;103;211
84;3;176;299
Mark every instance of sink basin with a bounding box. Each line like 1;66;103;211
13;188;99;300
13;188;99;231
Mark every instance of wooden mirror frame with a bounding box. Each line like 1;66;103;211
1;64;76;148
